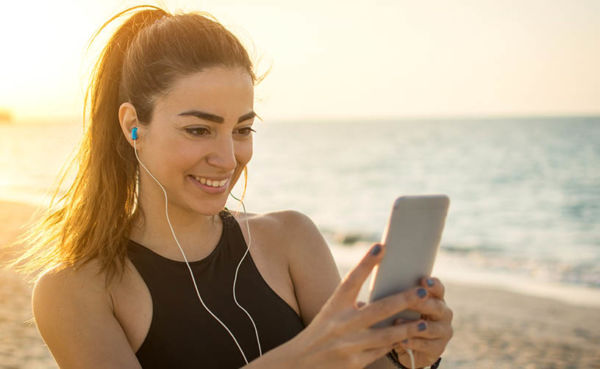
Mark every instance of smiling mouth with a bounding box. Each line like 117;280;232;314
188;175;230;189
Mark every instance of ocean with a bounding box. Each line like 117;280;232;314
1;116;599;304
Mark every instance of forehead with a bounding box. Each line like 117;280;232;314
153;66;254;117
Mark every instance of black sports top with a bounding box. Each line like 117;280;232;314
127;209;306;368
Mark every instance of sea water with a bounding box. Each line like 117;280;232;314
1;116;599;304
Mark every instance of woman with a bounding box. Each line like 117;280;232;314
14;5;453;368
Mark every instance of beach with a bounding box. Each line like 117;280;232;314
0;201;55;369
1;200;599;369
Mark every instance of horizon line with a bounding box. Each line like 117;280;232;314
8;111;600;125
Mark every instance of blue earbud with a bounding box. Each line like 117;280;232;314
131;127;138;141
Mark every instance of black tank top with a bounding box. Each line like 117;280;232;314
127;209;306;368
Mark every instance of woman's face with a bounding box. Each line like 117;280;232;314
135;66;255;216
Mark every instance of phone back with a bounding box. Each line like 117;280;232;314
368;195;449;327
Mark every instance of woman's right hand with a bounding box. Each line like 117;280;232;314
282;243;433;369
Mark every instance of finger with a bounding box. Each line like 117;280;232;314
398;337;447;355
363;345;400;368
414;298;452;322
352;285;430;329
405;320;453;341
328;328;404;368
332;243;385;306
420;277;445;300
359;319;429;350
393;318;410;325
356;301;367;308
394;339;446;368
392;342;409;352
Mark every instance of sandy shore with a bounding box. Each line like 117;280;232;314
1;200;599;369
0;201;57;369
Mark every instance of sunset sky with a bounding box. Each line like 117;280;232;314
1;0;598;122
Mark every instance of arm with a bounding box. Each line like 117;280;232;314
283;210;396;368
243;211;435;369
280;211;416;369
32;261;141;369
282;210;342;326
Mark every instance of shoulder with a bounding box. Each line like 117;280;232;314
232;209;325;253
232;208;318;232
32;260;140;368
228;208;307;226
239;209;341;326
33;259;112;313
32;259;114;347
229;208;314;242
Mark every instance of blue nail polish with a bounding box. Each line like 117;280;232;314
417;288;427;298
418;322;427;331
427;278;434;287
370;244;381;256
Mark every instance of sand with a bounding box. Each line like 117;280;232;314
0;201;56;369
1;200;599;369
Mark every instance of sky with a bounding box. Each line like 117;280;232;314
0;0;598;122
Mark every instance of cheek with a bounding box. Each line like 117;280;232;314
235;139;253;164
232;141;253;182
158;141;199;176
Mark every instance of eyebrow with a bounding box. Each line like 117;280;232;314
177;110;256;124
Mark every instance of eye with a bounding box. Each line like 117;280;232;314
185;127;210;136
237;127;256;136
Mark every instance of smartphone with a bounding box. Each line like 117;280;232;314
367;195;450;329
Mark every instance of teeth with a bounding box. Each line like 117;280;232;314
193;176;228;187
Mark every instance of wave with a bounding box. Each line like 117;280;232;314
322;230;600;289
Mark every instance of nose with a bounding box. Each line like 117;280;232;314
206;133;237;171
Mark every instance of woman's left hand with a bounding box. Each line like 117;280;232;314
392;276;453;368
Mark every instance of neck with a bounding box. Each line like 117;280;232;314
130;185;224;261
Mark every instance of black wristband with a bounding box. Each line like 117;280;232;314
385;350;442;369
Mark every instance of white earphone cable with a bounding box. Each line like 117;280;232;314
134;140;261;364
228;192;263;357
134;136;411;368
407;348;415;369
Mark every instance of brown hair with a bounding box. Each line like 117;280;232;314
9;4;262;285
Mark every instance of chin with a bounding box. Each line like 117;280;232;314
186;199;228;216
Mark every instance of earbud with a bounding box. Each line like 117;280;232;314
131;127;138;141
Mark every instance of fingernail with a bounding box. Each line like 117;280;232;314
426;278;435;287
370;244;381;256
418;322;427;331
417;288;427;298
402;339;409;344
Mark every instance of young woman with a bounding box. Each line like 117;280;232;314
14;5;453;368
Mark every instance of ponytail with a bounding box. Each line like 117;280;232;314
8;5;256;286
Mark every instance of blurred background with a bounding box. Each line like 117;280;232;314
1;0;599;368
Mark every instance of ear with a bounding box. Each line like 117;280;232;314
118;102;140;148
